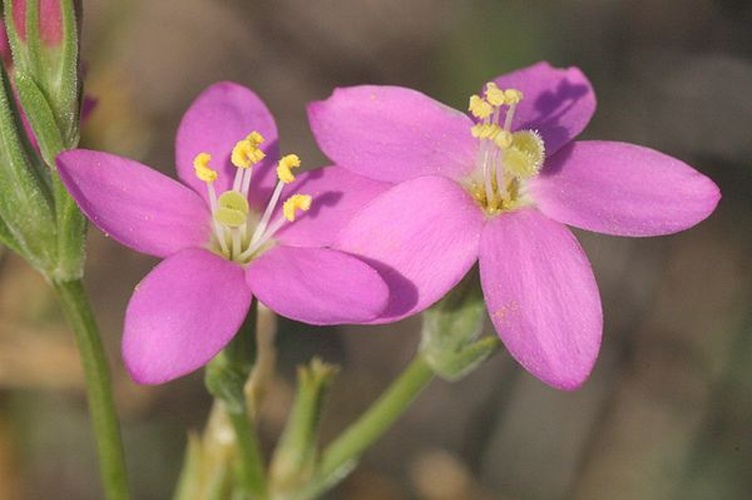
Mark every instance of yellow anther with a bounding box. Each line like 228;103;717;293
504;89;523;105
471;123;491;139
194;153;218;183
246;131;265;147
471;123;511;146
231;134;267;169
468;95;493;119
282;194;312;222
493;129;513;148
485;82;506;107
277;154;302;184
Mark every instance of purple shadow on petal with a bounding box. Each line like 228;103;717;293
491;62;596;156
123;248;252;384
335;176;484;323
347;253;420;323
275;165;391;248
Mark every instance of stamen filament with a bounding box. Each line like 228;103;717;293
240;167;253;197
495;150;506;207
206;183;218;213
250;181;285;246
242;215;285;260
503;103;517;132
232;168;245;193
232;228;241;259
213;222;230;256
484;152;495;206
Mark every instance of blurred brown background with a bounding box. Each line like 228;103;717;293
1;0;751;498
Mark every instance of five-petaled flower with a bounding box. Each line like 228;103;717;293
57;82;389;384
308;62;721;390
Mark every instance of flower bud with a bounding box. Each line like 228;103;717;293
11;0;63;46
420;269;500;381
4;0;82;150
3;1;86;280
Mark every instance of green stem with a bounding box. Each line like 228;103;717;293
306;354;435;497
52;278;130;500
227;408;267;498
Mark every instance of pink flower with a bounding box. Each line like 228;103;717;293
308;62;721;389
57;82;389;384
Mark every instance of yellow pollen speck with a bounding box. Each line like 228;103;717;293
283;194;312;221
277;154;302;184
193;153;217;183
468;95;493;119
485;82;506;107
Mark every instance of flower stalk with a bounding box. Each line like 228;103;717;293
300;353;435;499
204;302;268;498
52;278;130;500
2;2;128;498
269;358;338;498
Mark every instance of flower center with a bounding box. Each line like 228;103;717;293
193;132;312;264
465;83;545;216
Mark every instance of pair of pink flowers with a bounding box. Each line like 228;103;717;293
57;62;719;389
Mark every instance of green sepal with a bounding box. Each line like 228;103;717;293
0;216;24;255
12;70;65;163
204;352;250;416
172;431;234;500
6;73;86;280
50;172;86;280
420;268;500;381
0;61;57;271
204;305;258;415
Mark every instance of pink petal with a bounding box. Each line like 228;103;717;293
123;249;252;384
308;85;477;183
491;62;596;155
246;246;388;324
274;166;391;247
479;209;602;390
56;149;211;257
175;82;280;202
531;141;721;237
335;176;485;322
